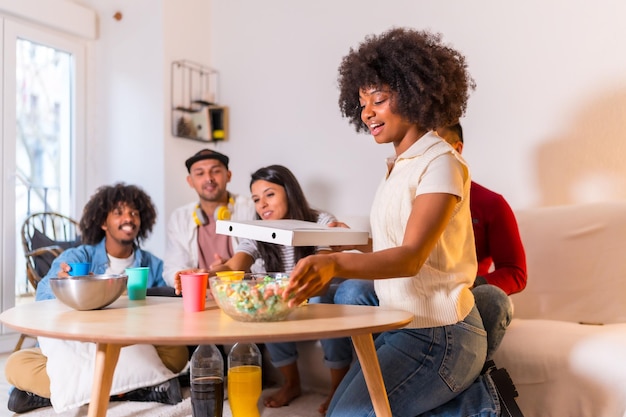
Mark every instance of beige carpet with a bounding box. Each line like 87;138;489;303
20;388;327;417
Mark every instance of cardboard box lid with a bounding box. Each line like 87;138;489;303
216;219;369;247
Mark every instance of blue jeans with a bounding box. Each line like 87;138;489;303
265;278;352;369
334;280;512;360
472;284;512;360
327;306;497;417
326;279;378;367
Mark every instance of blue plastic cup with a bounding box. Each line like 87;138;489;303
68;262;91;276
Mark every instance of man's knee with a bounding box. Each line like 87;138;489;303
154;345;189;373
473;285;512;320
5;348;51;398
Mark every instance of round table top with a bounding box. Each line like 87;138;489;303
0;296;414;345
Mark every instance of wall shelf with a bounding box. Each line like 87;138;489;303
171;60;227;142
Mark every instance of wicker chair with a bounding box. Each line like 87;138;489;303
16;212;80;350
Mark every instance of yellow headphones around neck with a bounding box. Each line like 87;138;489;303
193;196;235;226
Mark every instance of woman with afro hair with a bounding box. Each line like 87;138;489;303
285;28;518;416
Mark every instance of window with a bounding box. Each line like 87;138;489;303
0;16;88;342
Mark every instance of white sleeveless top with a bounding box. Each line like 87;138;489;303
372;132;477;329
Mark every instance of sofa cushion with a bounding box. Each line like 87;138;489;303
512;202;626;324
29;229;82;278
493;319;626;417
570;331;626;417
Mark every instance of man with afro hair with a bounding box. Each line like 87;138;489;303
5;183;189;414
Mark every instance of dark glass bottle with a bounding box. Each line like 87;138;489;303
190;344;224;417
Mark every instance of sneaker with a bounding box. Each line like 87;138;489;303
7;388;52;413
489;367;525;417
481;359;497;375
112;377;183;405
177;369;191;388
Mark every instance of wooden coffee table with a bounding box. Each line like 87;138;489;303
0;296;413;417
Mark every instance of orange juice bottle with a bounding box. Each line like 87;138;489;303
227;343;262;417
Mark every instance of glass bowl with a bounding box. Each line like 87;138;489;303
50;274;128;310
209;272;295;322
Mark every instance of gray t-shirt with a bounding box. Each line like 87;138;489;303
235;212;336;273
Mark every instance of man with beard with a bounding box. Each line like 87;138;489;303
163;150;259;386
162;149;256;287
5;183;189;414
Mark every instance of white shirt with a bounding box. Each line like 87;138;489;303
162;194;257;287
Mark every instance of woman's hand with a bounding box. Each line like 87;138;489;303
327;221;349;229
328;221;352;252
209;253;229;272
327;221;373;253
285;253;338;307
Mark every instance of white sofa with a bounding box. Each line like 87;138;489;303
287;202;626;417
493;202;626;417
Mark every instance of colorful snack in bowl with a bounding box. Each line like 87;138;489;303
212;275;295;321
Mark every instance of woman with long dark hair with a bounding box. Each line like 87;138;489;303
196;164;348;411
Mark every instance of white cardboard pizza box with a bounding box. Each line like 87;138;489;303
216;219;369;247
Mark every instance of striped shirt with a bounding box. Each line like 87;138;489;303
236;212;336;273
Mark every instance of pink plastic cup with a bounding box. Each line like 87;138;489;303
180;273;209;313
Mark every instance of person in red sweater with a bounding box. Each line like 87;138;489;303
436;122;527;359
436;122;527;295
468;182;526;292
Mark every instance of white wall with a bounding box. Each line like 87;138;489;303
161;0;214;232
77;0;166;253
81;0;626;255
79;0;215;254
208;0;626;216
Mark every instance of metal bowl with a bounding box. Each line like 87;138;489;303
209;272;296;322
50;274;128;311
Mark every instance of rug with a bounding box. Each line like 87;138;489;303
23;388;326;417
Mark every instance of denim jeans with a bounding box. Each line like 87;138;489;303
472;284;512;360
333;279;512;360
265;278;351;368
325;279;378;367
327;306;498;417
417;372;500;417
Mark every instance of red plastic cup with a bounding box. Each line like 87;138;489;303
180;273;209;313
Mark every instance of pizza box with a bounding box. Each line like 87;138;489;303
216;219;369;247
